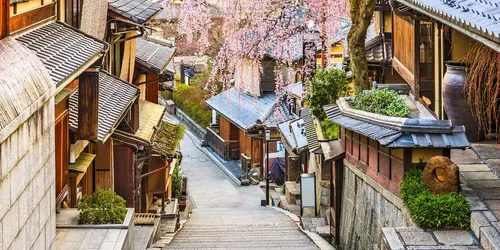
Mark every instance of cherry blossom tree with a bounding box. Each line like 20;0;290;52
164;0;376;97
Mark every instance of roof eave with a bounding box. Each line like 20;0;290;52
396;0;500;54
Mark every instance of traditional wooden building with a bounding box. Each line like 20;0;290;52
323;96;470;247
135;36;177;103
205;88;292;173
377;0;500;140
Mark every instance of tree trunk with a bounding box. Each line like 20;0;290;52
348;0;376;91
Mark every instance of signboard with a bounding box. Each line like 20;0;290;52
300;173;316;209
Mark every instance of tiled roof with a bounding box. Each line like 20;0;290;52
277;118;308;154
396;0;500;44
0;37;53;133
16;22;105;85
108;0;162;24
345;33;392;65
136;37;176;75
301;108;320;152
135;99;166;141
206;88;292;130
324;104;470;148
151;118;184;156
69;71;139;143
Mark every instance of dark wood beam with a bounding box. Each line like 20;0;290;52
78;67;100;141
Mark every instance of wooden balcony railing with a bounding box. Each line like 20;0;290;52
206;127;240;160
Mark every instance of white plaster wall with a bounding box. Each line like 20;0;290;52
0;97;56;250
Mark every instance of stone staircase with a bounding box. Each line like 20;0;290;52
166;207;319;249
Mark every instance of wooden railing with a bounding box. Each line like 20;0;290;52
206;127;240;160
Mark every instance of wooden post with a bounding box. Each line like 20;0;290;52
78;67;100;141
413;19;420;101
0;0;9;38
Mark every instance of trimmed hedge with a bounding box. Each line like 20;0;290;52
77;188;127;224
351;89;410;118
400;168;471;229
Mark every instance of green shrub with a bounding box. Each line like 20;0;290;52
171;163;183;199
321;118;339;140
351;89;410;118
77;188;127;224
306;68;349;119
400;168;471;229
161;77;212;128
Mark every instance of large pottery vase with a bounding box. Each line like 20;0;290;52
443;63;482;142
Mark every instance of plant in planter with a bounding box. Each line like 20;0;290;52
400;168;470;229
351;89;410;118
77;188;127;224
171;163;187;211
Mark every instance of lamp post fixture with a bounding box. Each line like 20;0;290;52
265;128;271;206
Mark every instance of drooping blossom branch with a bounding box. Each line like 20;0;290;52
163;0;349;97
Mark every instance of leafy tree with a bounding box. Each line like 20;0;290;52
306;68;348;139
306;68;349;118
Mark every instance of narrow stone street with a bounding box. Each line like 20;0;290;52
165;130;319;249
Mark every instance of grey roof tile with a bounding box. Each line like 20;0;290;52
398;0;500;43
206;88;292;130
324;105;470;148
69;71;139;143
136;37;176;75
301;108;320;152
108;0;162;24
16;22;105;85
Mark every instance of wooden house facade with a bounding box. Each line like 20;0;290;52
323;96;470;247
375;0;500;140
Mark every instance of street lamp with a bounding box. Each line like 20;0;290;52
265;129;271;206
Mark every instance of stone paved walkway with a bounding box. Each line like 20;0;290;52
450;142;500;249
164;129;319;249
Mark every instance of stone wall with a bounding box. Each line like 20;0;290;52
339;160;410;250
0;98;56;249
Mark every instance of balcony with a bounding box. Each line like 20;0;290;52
205;126;240;160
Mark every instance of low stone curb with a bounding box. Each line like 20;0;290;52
269;206;335;250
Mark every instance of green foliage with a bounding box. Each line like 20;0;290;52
172;163;183;199
160;66;213;128
77;188;127;224
351;89;410;118
321;118;339;140
400;168;471;229
306;68;349;119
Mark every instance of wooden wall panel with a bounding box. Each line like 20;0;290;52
229;123;239;140
9;2;55;34
252;138;263;167
393;14;415;86
219;116;231;140
239;130;251;157
55;110;69;199
113;145;135;207
95;139;113;170
146;73;159;104
95;170;113;190
147;156;168;194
